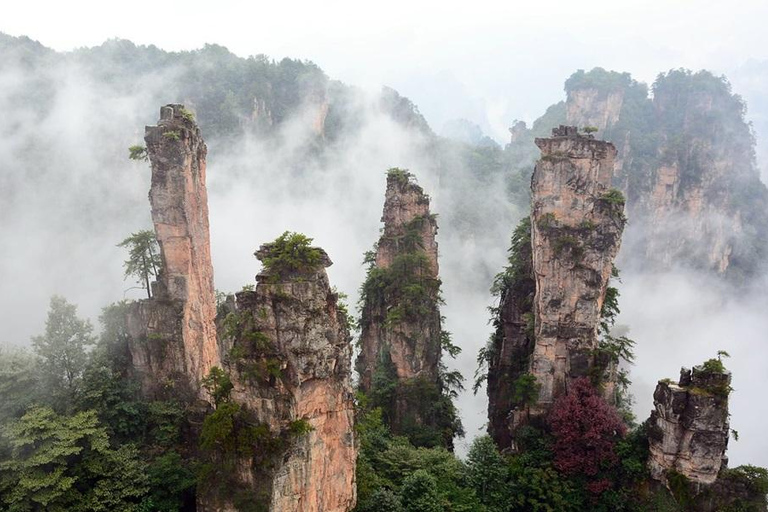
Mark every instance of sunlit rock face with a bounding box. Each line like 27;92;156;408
648;365;731;486
126;104;219;396
206;245;356;512
529;126;625;411
356;171;441;390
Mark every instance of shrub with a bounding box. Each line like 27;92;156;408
128;145;148;161
259;231;324;277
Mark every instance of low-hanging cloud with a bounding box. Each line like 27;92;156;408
1;46;766;471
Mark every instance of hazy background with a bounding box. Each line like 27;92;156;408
2;0;768;466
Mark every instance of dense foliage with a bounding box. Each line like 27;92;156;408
258;231;325;278
0;298;197;511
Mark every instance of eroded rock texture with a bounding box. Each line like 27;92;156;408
206;244;356;512
485;219;535;449
529;126;625;411
356;170;456;447
126;104;219;396
648;365;731;486
356;171;440;390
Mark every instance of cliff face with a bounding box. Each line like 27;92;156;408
207;241;356;512
529;126;625;411
648;365;731;486
356;171;441;391
485;219;535;449
563;68;768;282
565;88;624;134
126;104;219;396
356;169;459;448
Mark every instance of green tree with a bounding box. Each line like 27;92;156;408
201;366;233;408
117;230;161;299
0;406;148;511
32;296;96;408
399;469;443;512
466;436;509;511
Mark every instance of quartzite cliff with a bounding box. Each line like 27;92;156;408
125;104;219;397
126;105;356;512
356;169;460;448
203;239;356;512
487;126;625;447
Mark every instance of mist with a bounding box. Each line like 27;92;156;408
1;35;767;473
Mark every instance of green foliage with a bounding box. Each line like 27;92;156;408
178;107;195;122
512;374;541;407
162;130;181;141
466;436;509;511
117;230;161;299
400;470;442;512
583;126;599;134
552;234;583;260
667;469;693;508
565;68;637;93
701;357;726;374
199;402;277;456
287;419;314;436
259;231;324;277
0;406;148;511
387;167;414;187
31;295;96;409
128;145;148;162
722;465;768;496
0;347;41;420
600;188;627;207
145;451;196;511
201;366;234;407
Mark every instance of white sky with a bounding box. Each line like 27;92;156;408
5;0;768;138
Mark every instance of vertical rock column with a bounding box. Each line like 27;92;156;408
648;364;731;486
213;243;356;512
356;169;440;390
529;126;625;412
356;169;455;446
126;104;219;395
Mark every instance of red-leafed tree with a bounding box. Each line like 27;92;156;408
548;378;626;481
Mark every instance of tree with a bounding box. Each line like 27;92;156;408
128;145;148;162
32;296;96;408
548;378;626;483
117;230;161;299
466;435;509;511
0;406;148;511
201;366;233;408
399;470;443;512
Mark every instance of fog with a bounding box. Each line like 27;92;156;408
1;23;768;469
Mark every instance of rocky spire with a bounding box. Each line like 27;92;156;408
355;168;460;448
528;126;625;411
485;126;626;447
203;233;356;512
648;362;731;486
125;104;219;396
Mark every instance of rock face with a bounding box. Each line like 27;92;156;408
126;104;219;396
208;243;356;512
564;68;768;282
485;218;535;449
648;364;731;486
356;170;440;391
356;169;457;447
528;126;625;411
